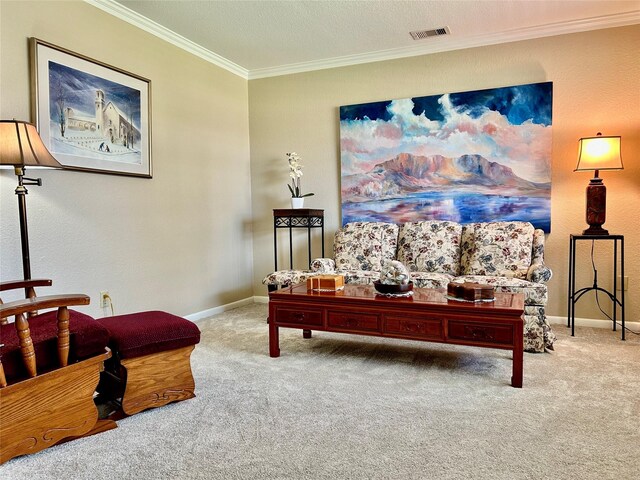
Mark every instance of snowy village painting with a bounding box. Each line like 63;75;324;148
339;82;552;232
31;39;151;177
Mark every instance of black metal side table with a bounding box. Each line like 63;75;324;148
567;234;625;339
273;209;325;271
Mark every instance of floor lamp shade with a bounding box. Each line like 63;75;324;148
1;120;62;279
574;133;623;235
0;120;61;168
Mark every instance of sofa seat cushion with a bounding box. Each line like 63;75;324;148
397;221;462;276
96;311;200;360
337;270;381;285
409;272;454;289
461;222;535;279
453;275;547;305
0;309;110;384
334;222;399;272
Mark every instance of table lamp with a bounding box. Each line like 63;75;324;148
0;120;62;279
574;133;623;235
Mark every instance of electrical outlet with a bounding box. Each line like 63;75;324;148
100;291;110;308
616;276;629;291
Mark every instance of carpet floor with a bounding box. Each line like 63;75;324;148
2;303;639;479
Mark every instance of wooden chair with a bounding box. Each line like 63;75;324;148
0;279;115;464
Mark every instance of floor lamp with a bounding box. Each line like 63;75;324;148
0;120;62;280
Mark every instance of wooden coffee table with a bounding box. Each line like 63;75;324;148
268;283;525;387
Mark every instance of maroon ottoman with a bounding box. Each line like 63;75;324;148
96;311;200;416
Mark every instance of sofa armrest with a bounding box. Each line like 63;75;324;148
531;229;546;265
311;258;336;273
527;264;552;284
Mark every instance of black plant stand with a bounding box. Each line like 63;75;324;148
273;209;324;271
567;234;625;339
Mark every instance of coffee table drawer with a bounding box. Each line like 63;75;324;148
448;320;514;345
384;314;443;340
274;306;323;327
328;311;380;332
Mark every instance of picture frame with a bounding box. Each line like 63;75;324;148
30;38;152;178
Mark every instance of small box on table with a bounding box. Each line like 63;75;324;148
307;275;345;291
447;282;495;301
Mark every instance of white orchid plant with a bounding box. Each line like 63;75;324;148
286;152;314;198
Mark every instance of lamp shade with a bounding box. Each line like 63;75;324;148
0;120;62;168
574;134;623;172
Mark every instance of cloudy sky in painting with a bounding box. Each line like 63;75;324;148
339;82;552;183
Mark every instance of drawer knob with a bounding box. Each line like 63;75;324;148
345;318;358;327
464;326;494;340
401;321;422;333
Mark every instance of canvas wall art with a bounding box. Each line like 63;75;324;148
339;82;552;232
30;38;152;177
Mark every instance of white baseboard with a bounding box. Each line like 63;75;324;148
547;315;640;331
185;297;255;322
253;296;269;304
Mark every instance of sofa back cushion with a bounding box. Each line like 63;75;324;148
334;222;399;272
397;221;462;276
461;221;535;279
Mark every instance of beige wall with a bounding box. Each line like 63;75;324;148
249;26;640;324
2;2;638;325
0;1;254;317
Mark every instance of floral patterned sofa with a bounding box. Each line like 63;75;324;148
264;220;555;353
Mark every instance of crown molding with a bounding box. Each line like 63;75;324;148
85;0;249;79
249;11;640;79
85;1;638;81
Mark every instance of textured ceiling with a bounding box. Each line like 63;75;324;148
103;0;639;77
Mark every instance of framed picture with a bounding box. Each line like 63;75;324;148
340;82;553;232
30;38;152;178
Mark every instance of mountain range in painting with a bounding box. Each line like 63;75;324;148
341;153;550;203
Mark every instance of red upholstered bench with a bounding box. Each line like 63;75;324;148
95;311;201;416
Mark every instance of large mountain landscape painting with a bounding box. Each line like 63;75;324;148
339;82;552;232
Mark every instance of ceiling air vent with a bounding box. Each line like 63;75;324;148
410;26;450;40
